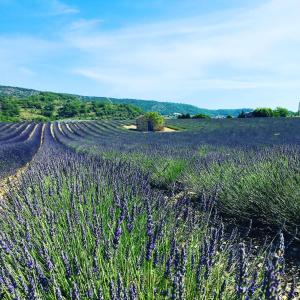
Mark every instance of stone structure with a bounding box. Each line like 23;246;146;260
136;115;163;132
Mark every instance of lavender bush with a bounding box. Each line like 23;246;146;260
0;119;298;299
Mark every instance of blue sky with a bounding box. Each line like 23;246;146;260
0;0;299;110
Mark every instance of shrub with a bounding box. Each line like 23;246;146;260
193;113;210;119
178;113;191;119
238;111;246;118
273;107;290;117
144;111;165;128
252;108;274;117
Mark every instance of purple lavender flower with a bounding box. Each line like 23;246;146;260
247;270;258;297
113;219;122;249
36;264;49;291
97;287;104;300
55;285;63;300
147;213;154;237
73;257;81;276
109;280;116;300
117;274;124;299
71;282;80;300
86;288;93;298
129;283;138;300
26;277;37;300
103;238;111;261
236;243;248;298
61;252;71;279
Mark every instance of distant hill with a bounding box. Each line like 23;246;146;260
0;85;252;117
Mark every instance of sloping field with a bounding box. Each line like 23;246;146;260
0;118;299;299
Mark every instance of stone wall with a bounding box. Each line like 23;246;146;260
136;116;149;131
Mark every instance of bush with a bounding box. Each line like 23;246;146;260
238;111;246;118
252;108;274;117
273;107;289;117
178;113;191;119
144;111;165;128
193;113;210;119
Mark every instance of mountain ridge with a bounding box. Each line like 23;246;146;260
0;84;252;117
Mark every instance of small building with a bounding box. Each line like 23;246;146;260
136;113;164;132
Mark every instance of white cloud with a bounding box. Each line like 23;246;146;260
69;18;103;32
64;0;300;106
1;0;300;109
50;0;79;15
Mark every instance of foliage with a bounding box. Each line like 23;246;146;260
42;103;55;118
177;113;191;119
144;111;165;127
273;106;290;117
250;107;290;118
0;84;253;117
252;108;274;117
58;100;81;118
0;96;20;118
238;110;246;118
0;92;143;121
192;113;210;119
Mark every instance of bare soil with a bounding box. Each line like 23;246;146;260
123;124;177;132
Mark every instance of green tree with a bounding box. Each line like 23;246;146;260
0;99;20;117
42;103;55;118
252;108;273;117
58;101;80;118
273;107;289;117
192;113;210;119
178;113;191;119
79;103;87;115
144;112;165;127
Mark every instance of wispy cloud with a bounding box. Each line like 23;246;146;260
69;18;103;32
0;0;299;109
66;0;300;106
49;0;79;15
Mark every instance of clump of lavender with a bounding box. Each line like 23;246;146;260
236;243;248;298
0;121;296;300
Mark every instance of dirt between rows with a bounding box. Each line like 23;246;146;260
123;124;177;132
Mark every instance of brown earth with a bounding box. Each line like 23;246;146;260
123;124;177;132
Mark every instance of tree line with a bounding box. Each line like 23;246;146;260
177;107;295;119
0;92;143;122
238;107;293;118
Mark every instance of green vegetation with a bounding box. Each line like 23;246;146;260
0;92;143;122
272;107;290;117
239;107;291;118
0;97;21;121
185;151;300;231
192;113;211;119
177;113;191;119
144;111;165;128
0;85;253;117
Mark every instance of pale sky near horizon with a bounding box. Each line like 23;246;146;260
0;0;300;110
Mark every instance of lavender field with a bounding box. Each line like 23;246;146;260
0;118;299;299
